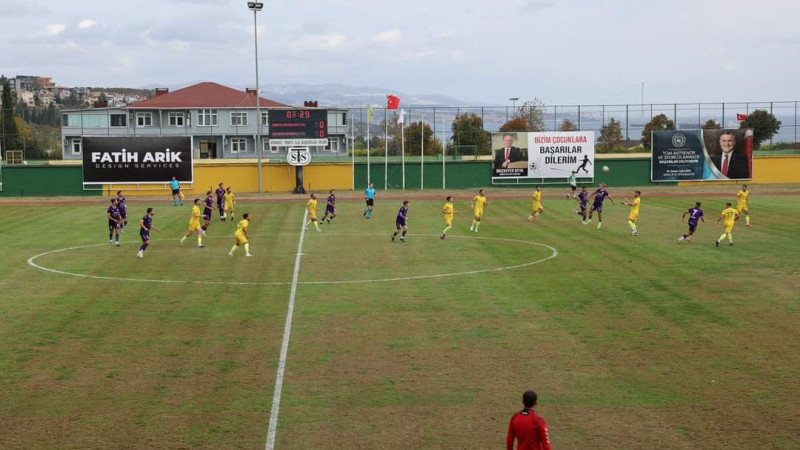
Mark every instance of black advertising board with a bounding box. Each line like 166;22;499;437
268;109;328;139
82;136;193;184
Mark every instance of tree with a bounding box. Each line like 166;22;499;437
404;121;443;156
641;114;675;150
1;81;20;150
702;119;721;130
499;117;529;132
740;109;781;148
559;118;578;131
597;118;623;153
451;113;490;155
514;98;546;131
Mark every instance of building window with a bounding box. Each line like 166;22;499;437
198;109;218;126
231;112;248;127
230;138;247;153
269;143;280;153
168;112;185;127
71;138;82;155
325;138;339;152
261;112;268;127
136;112;153;127
263;139;275;153
110;114;127;127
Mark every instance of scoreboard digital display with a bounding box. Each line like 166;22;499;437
268;109;328;139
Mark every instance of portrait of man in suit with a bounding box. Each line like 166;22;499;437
494;133;524;170
708;130;750;180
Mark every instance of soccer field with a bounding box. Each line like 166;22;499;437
1;187;799;449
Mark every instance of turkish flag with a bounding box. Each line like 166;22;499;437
736;113;748;121
386;94;400;110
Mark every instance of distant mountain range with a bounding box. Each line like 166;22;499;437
139;81;473;108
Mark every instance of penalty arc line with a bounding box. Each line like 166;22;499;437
265;210;308;450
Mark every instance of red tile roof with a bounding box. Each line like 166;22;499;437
127;82;288;109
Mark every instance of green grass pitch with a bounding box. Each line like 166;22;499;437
1;188;798;449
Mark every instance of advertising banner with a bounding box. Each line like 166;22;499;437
651;129;753;181
82;137;193;184
491;131;595;179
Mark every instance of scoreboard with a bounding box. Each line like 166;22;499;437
268;109;328;139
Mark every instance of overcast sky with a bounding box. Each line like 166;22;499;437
1;0;799;105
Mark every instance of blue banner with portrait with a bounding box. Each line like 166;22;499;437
651;129;753;181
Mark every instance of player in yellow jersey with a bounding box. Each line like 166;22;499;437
228;213;252;257
223;187;236;221
622;190;641;236
470;189;488;233
528;186;544;222
179;198;205;247
736;184;752;227
716;202;740;247
305;193;321;231
440;195;458;240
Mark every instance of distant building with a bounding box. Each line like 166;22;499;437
61;82;348;160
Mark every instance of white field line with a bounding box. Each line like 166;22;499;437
265;210;308;450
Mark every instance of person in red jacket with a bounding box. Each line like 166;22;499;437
507;390;552;450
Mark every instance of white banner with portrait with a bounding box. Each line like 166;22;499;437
491;131;595;180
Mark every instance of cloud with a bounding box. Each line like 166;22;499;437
39;24;66;37
291;33;351;52
372;29;402;45
77;19;97;29
520;0;556;11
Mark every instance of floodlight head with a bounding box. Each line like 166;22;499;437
247;2;264;11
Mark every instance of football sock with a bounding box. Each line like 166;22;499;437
392;231;398;238
230;244;238;254
198;236;202;246
139;243;148;252
109;232;113;240
628;220;637;232
442;225;452;235
718;233;727;242
115;234;119;242
244;243;250;254
745;215;750;225
402;230;407;238
180;236;186;244
475;221;481;230
314;221;321;231
727;233;733;242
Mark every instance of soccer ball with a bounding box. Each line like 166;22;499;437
602;165;610;173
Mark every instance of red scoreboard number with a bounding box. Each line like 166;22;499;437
269;109;327;139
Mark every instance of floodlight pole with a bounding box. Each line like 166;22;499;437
249;1;264;193
509;97;519;114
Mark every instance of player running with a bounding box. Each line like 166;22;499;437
180;198;205;247
716;202;740;247
364;183;376;218
223;187;236;221
202;191;214;233
678;202;704;243
622;191;641;236
470;189;488;232
137;207;160;258
228;213;252;257
391;200;410;243
215;183;226;221
587;183;615;229
107;198;122;246
116;190;128;231
440;195;458;240
169;176;183;206
321;190;337;224
737;184;752;227
528;186;544;222
575;186;589;224
305;193;321;231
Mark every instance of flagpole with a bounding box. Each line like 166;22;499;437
401;110;405;190
420;116;424;191
384;107;388;191
367;107;371;184
442;112;446;190
350;109;355;190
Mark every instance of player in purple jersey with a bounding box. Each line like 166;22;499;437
215;183;226;221
391;200;410;243
116;190;128;231
321;190;337;224
587;183;614;229
574;186;589;224
202;191;213;233
678;202;705;243
137;207;161;258
107;198;121;246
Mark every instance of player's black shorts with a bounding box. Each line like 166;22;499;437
366;198;374;207
108;220;120;230
591;203;603;213
570;185;576;191
203;210;212;221
579;204;587;212
140;231;150;242
172;188;180;195
688;223;697;233
325;206;335;214
396;218;406;228
119;208;127;219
